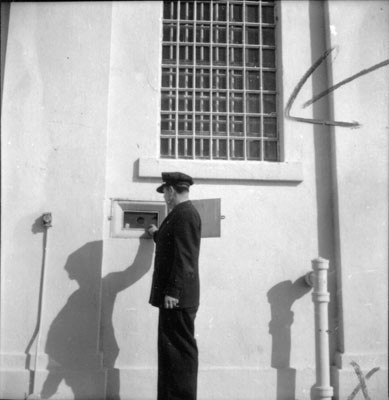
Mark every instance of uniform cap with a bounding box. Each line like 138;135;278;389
156;172;194;193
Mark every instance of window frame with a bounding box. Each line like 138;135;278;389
160;0;280;162
138;0;303;183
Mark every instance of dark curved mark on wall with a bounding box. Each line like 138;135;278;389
303;59;389;109
285;46;389;128
347;360;380;400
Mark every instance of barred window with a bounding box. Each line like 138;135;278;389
160;0;279;161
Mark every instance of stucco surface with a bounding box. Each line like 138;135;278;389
1;1;387;399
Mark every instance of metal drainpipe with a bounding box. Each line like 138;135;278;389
305;257;334;400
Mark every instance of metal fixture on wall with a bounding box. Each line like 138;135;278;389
25;213;52;399
305;257;334;400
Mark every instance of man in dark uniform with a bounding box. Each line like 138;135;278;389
147;172;201;400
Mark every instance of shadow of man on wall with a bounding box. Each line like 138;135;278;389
267;277;311;400
40;238;154;400
100;238;154;400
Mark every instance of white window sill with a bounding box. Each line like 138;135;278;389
138;158;303;182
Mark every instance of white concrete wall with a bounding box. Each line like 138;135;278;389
1;1;387;400
101;2;321;399
326;1;389;398
1;2;113;399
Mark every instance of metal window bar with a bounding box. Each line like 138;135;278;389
259;0;264;160
192;1;197;159
225;2;230;160
161;0;277;161
210;2;214;158
242;2;247;160
174;1;181;158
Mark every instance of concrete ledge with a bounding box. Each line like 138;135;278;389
331;352;388;400
0;368;107;400
117;365;315;400
138;158;304;183
332;364;388;400
334;352;387;370
0;365;318;400
0;369;30;400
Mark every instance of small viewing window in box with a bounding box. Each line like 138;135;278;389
123;212;159;230
110;200;167;239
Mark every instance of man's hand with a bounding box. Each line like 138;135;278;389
146;224;158;237
164;295;179;309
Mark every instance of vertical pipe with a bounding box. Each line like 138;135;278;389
311;257;334;400
26;213;52;399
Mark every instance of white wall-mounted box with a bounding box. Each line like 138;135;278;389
110;200;167;239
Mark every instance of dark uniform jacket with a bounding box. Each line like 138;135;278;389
149;200;201;309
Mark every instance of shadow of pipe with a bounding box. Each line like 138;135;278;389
267;276;312;400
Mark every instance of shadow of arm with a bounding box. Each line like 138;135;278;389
104;239;154;294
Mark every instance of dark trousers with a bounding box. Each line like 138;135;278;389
158;308;198;400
